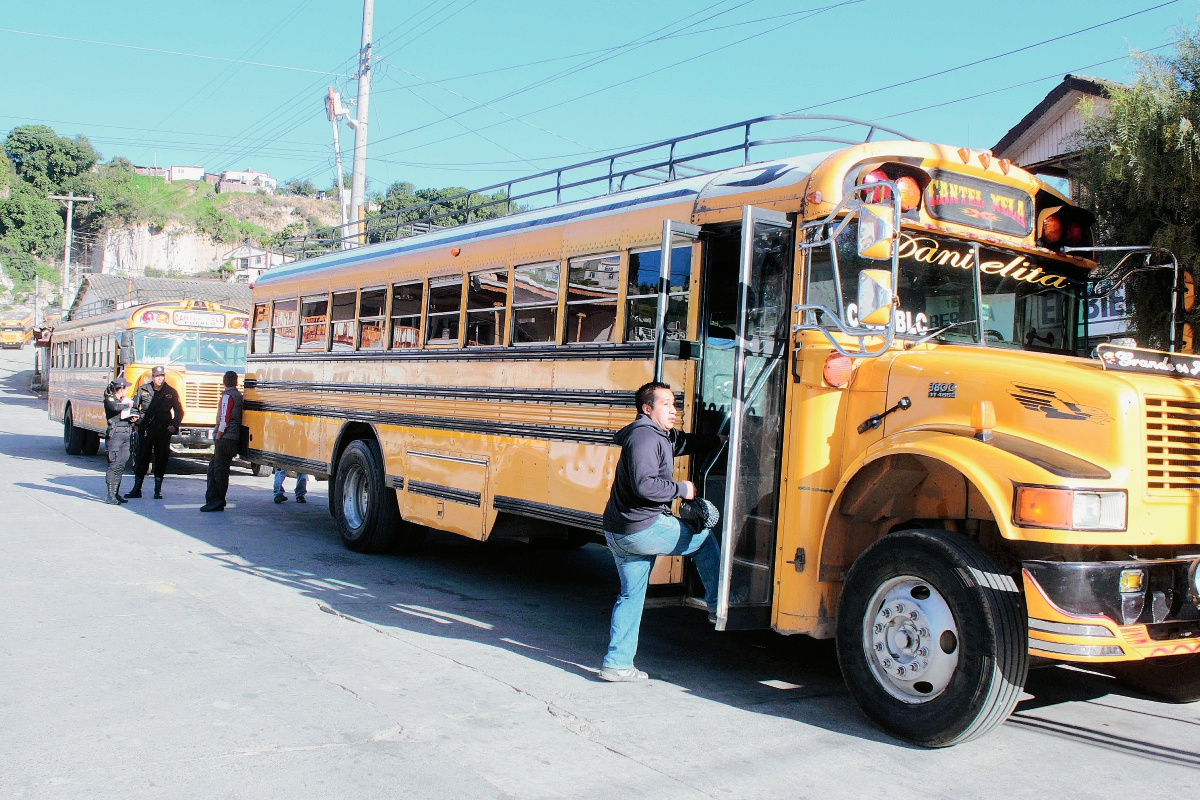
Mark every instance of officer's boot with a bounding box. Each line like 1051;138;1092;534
153;477;163;500
125;477;144;499
105;480;120;505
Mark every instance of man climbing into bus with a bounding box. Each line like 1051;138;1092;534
599;381;723;682
126;365;184;500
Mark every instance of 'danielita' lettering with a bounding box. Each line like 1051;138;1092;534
895;234;1070;287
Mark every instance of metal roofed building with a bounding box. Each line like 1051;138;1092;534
66;274;252;321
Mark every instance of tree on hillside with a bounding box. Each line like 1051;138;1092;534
1072;29;1200;350
281;178;317;197
3;125;98;194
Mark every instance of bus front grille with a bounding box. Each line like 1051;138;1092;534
1146;396;1200;490
185;381;222;410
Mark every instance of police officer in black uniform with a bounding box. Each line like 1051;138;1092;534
126;365;184;500
102;375;137;504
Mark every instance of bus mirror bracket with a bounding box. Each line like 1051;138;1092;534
118;330;134;366
794;182;902;359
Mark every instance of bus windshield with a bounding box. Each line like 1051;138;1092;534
806;224;1090;355
133;331;247;371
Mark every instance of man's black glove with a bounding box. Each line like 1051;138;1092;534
679;497;720;531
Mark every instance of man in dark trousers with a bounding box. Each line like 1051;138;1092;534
599;381;724;682
125;365;183;500
201;370;242;513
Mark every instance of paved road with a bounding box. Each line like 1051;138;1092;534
1;347;1197;799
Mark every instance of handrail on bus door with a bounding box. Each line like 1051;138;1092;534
653;220;701;382
694;355;784;495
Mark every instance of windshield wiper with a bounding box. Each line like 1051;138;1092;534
905;320;977;349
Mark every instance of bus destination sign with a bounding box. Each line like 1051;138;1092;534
924;169;1033;237
173;311;227;329
1097;343;1200;379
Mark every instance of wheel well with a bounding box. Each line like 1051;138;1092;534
330;422;380;478
818;454;1007;582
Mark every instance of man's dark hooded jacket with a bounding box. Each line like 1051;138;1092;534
602;414;720;535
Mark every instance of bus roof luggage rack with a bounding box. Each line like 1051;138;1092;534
282;114;912;261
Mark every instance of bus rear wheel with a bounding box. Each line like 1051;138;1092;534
1107;653;1200;703
82;431;100;456
63;407;85;455
332;439;431;553
836;529;1028;747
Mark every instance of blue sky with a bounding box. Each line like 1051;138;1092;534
0;1;1190;194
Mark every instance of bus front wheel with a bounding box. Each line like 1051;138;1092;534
333;440;400;554
836;529;1028;747
63;407;85;455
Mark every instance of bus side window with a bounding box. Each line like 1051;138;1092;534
330;291;357;351
511;262;559;345
299;295;329;350
390;282;423;349
466;269;508;346
271;299;299;354
566;253;619;344
358;288;387;351
252;303;272;353
426;275;462;346
625;245;690;342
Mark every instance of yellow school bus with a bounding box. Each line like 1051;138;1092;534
245;115;1200;746
2;314;34;349
49;300;250;455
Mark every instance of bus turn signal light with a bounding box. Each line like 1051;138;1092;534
1040;214;1063;244
1014;486;1127;530
896;176;921;212
823;353;852;388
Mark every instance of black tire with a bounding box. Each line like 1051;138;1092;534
1107;653;1200;703
82;430;100;456
836;529;1028;747
249;462;273;477
333;440;423;553
63;407;85;455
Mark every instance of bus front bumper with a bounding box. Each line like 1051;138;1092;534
171;427;216;455
1023;559;1200;662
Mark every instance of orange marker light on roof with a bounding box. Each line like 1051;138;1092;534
998;158;1012;175
978;150;992;170
957;148;971;164
450;247;461;257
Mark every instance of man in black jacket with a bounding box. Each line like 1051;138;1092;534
598;381;723;682
126;365;184;500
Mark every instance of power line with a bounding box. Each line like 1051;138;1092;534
0;26;352;76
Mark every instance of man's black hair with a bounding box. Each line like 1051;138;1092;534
635;381;672;414
223;370;238;387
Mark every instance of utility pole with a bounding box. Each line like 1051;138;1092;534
49;192;94;313
349;0;374;243
325;87;350;236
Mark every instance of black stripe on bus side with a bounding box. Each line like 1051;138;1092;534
387;475;405;490
246;341;655;364
244;381;682;409
407;480;481;507
244;400;617;445
245;448;331;478
492;495;604;532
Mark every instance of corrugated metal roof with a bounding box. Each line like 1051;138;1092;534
67;275;252;320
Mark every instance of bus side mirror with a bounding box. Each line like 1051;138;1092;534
118;331;134;366
857;269;894;326
856;203;895;260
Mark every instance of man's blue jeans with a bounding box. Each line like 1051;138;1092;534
602;514;721;669
273;469;307;498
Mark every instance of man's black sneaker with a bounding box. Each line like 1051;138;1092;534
295;495;306;504
274;494;287;504
124;489;142;499
199;502;225;512
153;491;162;499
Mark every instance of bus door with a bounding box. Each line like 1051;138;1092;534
695;207;793;630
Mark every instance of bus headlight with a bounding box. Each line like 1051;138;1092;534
1014;486;1126;531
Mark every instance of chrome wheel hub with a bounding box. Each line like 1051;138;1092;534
342;465;369;530
862;576;959;703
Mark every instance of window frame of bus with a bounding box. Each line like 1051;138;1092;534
358;286;387;351
390;280;424;350
270;298;299;354
425;274;463;347
624;244;692;343
566;252;620;345
511;261;560;346
252;302;272;354
330;290;358;352
466;268;509;347
299;294;330;351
